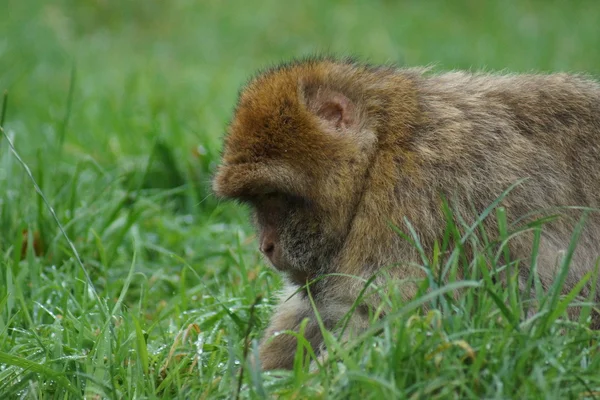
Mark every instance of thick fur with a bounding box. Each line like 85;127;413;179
213;58;600;370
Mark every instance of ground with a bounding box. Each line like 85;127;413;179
1;0;600;398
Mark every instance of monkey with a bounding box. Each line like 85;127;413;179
212;57;600;370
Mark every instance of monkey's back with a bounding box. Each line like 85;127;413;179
411;71;600;212
399;71;600;288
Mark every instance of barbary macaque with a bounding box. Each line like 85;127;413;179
212;57;600;370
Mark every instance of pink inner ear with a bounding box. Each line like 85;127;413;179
317;101;344;126
314;92;354;130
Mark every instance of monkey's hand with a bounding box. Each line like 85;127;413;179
258;284;324;370
258;283;370;370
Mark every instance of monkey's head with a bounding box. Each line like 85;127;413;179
212;59;383;284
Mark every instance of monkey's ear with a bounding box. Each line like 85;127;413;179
303;86;357;131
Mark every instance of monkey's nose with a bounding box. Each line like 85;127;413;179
260;241;275;258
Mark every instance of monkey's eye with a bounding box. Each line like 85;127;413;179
236;195;256;205
267;192;308;208
263;192;280;199
236;192;283;208
238;191;310;213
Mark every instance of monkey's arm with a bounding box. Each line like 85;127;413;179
259;283;370;370
258;284;324;370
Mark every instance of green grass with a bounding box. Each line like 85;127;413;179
1;0;600;398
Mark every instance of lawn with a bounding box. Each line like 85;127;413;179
1;0;600;398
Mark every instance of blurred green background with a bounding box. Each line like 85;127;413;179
3;0;599;225
3;0;599;164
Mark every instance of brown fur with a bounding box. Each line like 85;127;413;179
212;58;600;370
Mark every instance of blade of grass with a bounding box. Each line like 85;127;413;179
0;90;7;132
579;259;600;325
132;315;149;376
524;226;543;319
540;211;589;332
0;351;80;397
58;64;76;154
0;127;108;320
348;280;481;351
546;270;592;325
111;247;137;316
235;294;261;400
496;207;520;318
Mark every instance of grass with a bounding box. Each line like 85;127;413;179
1;0;600;398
